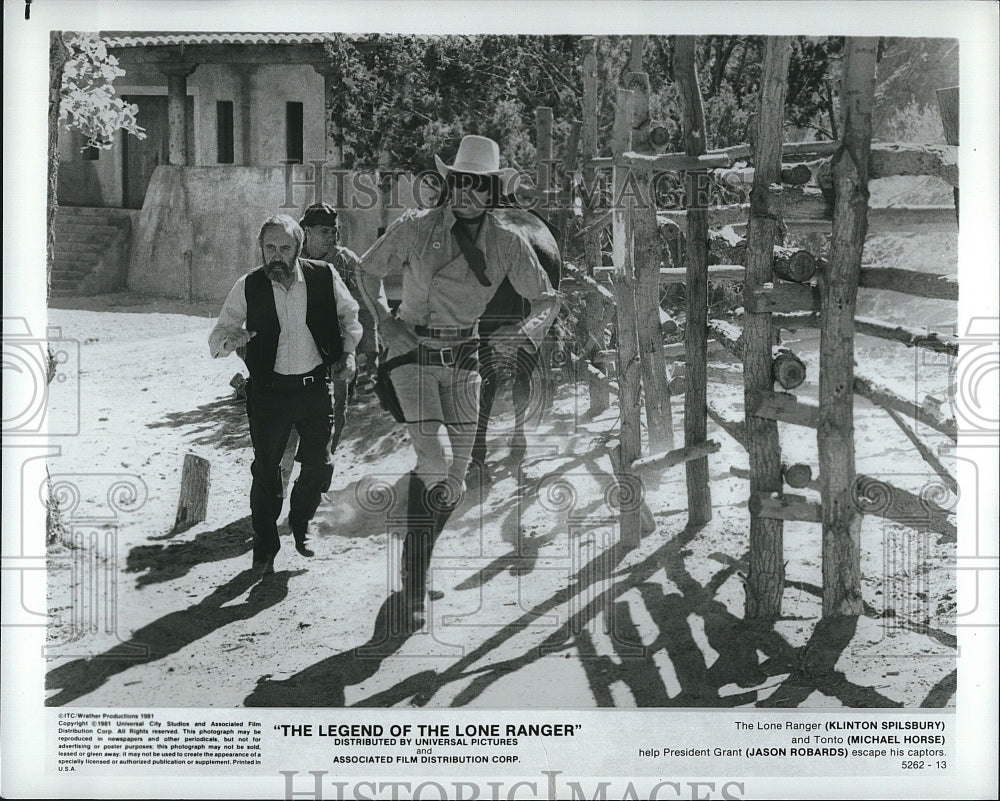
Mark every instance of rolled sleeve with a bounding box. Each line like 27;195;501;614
208;277;249;357
331;268;363;354
504;234;561;349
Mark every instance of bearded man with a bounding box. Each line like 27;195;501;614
210;215;361;576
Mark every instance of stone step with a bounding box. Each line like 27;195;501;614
56;206;131;218
53;241;108;256
51;268;85;280
53;220;122;233
51;260;95;274
52;252;101;265
50;277;83;292
53;223;122;241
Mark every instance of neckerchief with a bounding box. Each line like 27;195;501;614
450;215;491;287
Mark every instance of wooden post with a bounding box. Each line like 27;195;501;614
780;163;813;185
629;35;646;75
818;37;877;618
612;87;643;548
630;71;675;452
627;67;651;152
936;86;959;145
173;454;210;533
557;120;582;256
581;38;610;416
536;107;555;220
675;36;713;527
936;83;958;231
742;37;792;620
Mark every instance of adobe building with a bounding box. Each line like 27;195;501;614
54;32;417;300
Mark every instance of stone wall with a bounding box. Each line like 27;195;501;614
127;165;423;301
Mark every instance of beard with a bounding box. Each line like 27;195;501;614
264;258;294;282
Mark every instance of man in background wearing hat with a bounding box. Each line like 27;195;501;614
210;214;362;576
299;203;381;396
357;135;560;632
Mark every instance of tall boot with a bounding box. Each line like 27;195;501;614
400;475;459;632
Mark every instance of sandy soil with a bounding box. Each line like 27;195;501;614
40;290;957;710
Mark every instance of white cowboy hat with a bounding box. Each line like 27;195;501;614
434;135;503;177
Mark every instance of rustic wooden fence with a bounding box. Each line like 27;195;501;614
545;35;958;620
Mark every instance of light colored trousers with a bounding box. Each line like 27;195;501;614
392;361;482;497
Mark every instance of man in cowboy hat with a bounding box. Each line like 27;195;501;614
357;135;560;632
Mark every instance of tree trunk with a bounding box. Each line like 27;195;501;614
818;37;878;618
580;38;609;416
630;71;674;452
743;36;792;621
674;36;713;527
612;87;643;548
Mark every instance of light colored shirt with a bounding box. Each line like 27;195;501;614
359;205;559;348
313;244;388;325
209;260;362;374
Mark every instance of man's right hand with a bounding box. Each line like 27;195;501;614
379;317;417;355
222;327;255;355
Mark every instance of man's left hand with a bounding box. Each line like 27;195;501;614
332;353;357;382
488;325;531;361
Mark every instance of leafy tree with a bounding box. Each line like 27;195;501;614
47;32;146;299
59;32;146;150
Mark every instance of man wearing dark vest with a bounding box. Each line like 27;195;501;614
210;215;362;576
299;202;382;395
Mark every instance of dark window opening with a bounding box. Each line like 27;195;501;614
216;101;234;163
285;102;304;164
82;145;100;161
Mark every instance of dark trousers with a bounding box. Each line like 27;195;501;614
471;342;539;465
246;378;335;562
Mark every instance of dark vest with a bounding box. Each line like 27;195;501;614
243;258;343;380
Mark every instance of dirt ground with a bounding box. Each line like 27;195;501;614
40;290;958;710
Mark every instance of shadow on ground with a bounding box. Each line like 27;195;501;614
146;397;250;452
244;592;426;707
125;516;254;588
239;440;952;709
46;569;302;706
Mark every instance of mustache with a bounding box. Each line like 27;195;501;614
265;259;294;272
